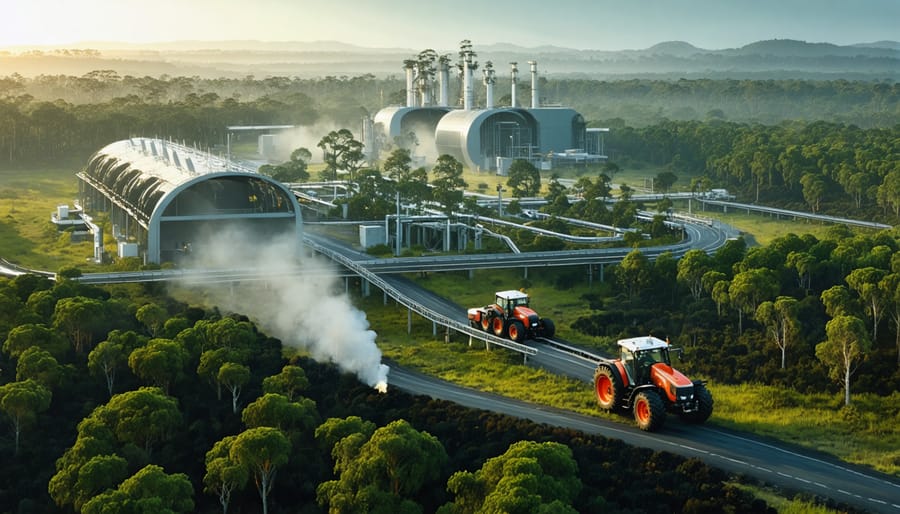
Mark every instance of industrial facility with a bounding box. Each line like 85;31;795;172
76;138;303;264
368;42;608;173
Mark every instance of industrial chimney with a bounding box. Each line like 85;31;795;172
510;62;518;108
463;52;475;110
483;61;495;109
404;60;417;107
529;60;539;109
438;55;450;107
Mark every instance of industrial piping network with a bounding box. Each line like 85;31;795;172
303;236;538;360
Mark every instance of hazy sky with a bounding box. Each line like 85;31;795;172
2;0;897;51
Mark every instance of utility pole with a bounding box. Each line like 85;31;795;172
395;192;401;256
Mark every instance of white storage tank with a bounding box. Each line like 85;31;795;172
57;205;69;219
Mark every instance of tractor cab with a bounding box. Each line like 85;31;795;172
618;336;671;385
495;290;530;316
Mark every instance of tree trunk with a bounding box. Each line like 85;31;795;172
844;366;851;406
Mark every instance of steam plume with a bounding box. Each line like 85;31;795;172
182;225;389;392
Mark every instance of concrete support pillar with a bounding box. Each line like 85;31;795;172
432;321;437;336
444;327;450;343
523;267;528;279
468;269;474;280
361;279;370;297
407;308;412;334
383;290;388;305
588;264;593;287
600;263;605;282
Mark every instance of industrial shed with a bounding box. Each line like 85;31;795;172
77;138;302;264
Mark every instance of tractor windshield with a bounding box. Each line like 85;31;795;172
638;348;669;366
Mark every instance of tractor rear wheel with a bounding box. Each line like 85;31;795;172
541;318;556;338
633;390;666;431
683;383;713;424
480;314;491;332
508;321;525;342
593;366;623;411
492;317;506;337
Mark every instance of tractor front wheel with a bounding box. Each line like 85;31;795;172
508;321;525;342
683;383;713;424
633;390;666;431
541;318;556;338
593;366;623;411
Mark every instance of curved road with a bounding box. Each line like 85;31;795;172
376;274;900;513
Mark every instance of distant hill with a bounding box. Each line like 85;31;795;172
1;38;897;80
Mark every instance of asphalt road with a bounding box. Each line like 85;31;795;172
376;276;900;514
388;364;900;513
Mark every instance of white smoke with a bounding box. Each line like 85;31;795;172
182;226;389;393
271;123;344;163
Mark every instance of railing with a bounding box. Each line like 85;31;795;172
304;237;538;357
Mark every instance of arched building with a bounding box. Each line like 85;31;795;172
77;138;302;264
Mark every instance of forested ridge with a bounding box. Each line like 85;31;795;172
0;275;772;513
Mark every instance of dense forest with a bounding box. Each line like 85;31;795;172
0;274;773;513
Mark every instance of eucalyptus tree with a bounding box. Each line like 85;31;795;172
442;440;581;514
431;154;467;215
845;267;888;340
318;128;365;183
0;379;51;455
816;315;871;406
128;338;190;394
231;426;291;514
755;296;800;369
204;435;248;514
81;464;194;514
506;159;541;198
317;419;447;513
262;364;310;401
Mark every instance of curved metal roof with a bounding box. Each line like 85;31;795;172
80;138;302;263
435;108;538;170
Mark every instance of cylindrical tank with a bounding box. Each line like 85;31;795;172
529;60;539;109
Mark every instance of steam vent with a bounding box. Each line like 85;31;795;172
371;43;603;173
77;138;302;264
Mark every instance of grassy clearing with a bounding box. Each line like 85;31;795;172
0;166;106;271
684;206;845;246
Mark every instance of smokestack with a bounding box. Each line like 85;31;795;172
463;53;474;111
483;61;495;109
510;62;518;107
404;60;416;107
421;73;432;107
529;60;539;109
438;56;450;107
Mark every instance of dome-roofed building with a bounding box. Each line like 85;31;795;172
77;138;302;264
371;48;602;173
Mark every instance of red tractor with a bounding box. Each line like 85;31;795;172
467;290;556;343
594;336;713;431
